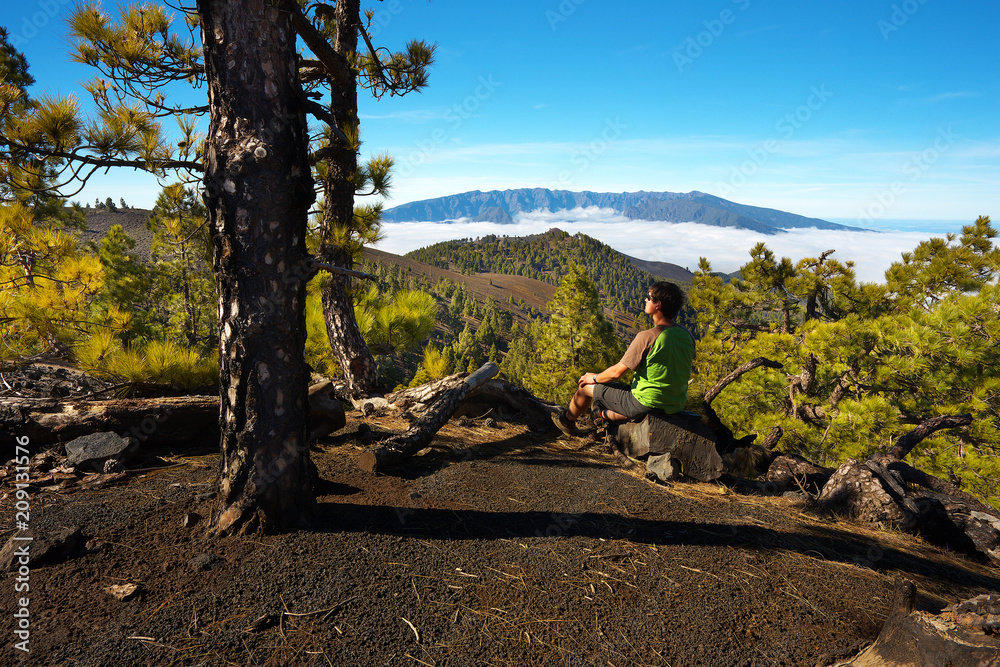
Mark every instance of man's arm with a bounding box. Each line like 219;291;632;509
579;362;630;388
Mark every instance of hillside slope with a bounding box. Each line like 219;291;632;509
80;207;155;258
403;229;693;317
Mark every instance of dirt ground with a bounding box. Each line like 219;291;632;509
4;408;1000;667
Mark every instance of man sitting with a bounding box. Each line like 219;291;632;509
552;281;695;435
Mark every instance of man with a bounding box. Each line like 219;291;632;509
552;281;695;435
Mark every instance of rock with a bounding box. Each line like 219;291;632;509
105;583;139;600
645;454;681;482
188;553;222;571
618;412;722;482
65;432;138;472
181;512;201;528
1;525;83;571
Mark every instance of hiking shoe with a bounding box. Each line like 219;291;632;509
551;409;590;436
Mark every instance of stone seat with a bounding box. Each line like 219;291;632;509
615;410;722;482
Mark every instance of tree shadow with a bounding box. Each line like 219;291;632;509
310;501;1000;594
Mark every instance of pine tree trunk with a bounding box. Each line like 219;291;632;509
321;247;379;395
317;0;379;396
198;0;315;534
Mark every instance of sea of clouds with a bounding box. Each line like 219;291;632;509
375;207;973;284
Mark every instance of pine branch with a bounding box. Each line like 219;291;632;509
282;0;352;87
887;414;973;461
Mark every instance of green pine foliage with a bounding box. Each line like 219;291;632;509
0;202;103;358
92;224;155;343
407;343;451;387
75;331;217;389
527;263;624;404
147;183;214;352
691;217;1000;507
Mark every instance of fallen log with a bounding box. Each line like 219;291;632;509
0;395;219;450
358;362;500;474
388;375;555;430
833;578;1000;666
2;382;347;452
766;453;833;496
817;413;1000;566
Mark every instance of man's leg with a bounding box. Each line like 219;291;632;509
567;384;595;421
566;384;629;422
592;383;650;423
598;408;628;422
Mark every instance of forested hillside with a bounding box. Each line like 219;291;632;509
405;228;692;315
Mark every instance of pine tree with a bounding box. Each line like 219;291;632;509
93;224;154;344
689;219;1000;507
147;183;213;350
0;2;433;531
528;263;623;404
0;202;102;359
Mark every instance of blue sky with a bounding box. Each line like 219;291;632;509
8;0;1000;279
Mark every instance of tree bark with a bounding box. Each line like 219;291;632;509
766;453;832;495
316;0;380;396
837;579;1000;666
0;387;343;452
198;0;316;534
358;362;499;474
887;414;972;461
816;414;1000;565
386;375;556;431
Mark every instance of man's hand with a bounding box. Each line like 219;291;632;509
578;372;597;388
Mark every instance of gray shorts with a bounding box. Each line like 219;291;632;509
592;382;652;419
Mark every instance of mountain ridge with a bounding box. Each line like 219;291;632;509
381;187;855;235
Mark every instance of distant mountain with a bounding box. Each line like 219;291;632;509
382;188;855;235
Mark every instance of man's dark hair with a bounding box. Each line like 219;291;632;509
649;281;684;319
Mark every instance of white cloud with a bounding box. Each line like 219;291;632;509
375;208;968;283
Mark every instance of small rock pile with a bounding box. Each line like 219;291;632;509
0;362;111;399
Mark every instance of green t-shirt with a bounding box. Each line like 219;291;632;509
629;326;695;413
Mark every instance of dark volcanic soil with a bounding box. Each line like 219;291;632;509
3;410;999;666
